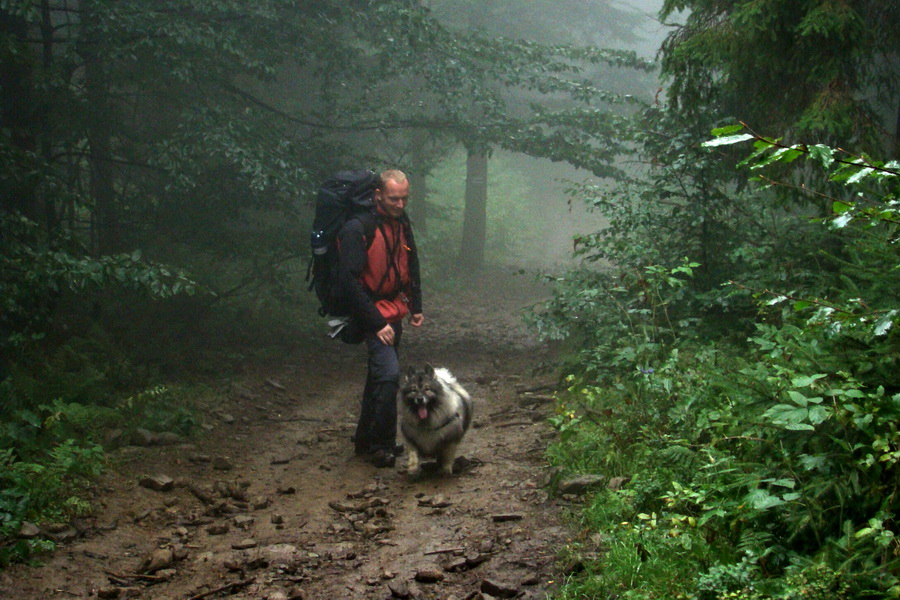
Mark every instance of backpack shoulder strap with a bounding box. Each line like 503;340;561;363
352;211;380;249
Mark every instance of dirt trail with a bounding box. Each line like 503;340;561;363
0;273;570;600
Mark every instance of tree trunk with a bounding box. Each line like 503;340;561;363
0;12;38;221
82;0;119;254
409;130;429;233
460;148;488;271
894;95;899;159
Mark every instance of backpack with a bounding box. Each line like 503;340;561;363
307;170;380;318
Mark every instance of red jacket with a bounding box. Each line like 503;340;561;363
361;217;411;323
338;211;422;332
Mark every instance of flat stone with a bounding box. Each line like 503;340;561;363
47;527;78;543
17;522;41;539
140;548;174;574
252;496;272;509
262;544;298;559
607;476;631;491
139;474;175;492
234;515;255;530
212;456;234;471
132;428;157;446
232;538;258;550
481;578;519;598
466;553;490;568
442;556;469;572
387;580;410;598
557;474;607;495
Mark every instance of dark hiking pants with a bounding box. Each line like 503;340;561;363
354;322;402;453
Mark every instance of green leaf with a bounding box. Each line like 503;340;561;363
791;374;826;388
832;213;853;228
763;478;796;489
745;488;785;510
832;201;852;215
807;405;830;425
701;133;755;147
874;311;897;336
787;390;809;406
710;124;746;136
847;167;875;185
785;422;816;431
808;144;835;168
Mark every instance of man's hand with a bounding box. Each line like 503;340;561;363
409;313;425;327
376;324;396;346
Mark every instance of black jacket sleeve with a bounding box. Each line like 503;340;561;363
405;221;423;315
338;219;388;332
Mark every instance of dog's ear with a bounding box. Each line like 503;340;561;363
424;363;435;377
405;365;417;380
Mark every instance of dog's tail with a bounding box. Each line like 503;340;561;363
435;367;473;431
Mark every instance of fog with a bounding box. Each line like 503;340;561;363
419;0;669;271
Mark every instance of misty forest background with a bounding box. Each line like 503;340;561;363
2;0;900;597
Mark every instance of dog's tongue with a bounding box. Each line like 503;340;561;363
418;406;429;420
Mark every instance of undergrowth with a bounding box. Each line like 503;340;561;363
540;134;900;599
0;335;208;566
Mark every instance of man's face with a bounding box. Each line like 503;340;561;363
376;179;409;219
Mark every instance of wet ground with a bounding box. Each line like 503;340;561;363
0;272;572;600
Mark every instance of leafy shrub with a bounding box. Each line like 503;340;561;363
545;133;900;599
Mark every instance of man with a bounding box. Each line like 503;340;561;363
338;169;424;467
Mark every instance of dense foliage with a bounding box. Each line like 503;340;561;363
659;0;900;150
538;127;900;598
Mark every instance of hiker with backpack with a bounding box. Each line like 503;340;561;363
337;169;423;468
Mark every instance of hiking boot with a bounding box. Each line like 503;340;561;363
371;448;396;468
354;442;402;457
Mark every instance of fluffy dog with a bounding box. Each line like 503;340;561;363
399;364;473;478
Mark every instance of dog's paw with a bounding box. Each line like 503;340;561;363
407;466;423;481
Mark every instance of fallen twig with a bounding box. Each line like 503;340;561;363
104;570;168;582
424;547;464;556
187;577;255;600
493;421;535;428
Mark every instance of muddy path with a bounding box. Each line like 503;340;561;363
0;274;571;600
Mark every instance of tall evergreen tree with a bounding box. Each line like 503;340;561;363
659;0;900;153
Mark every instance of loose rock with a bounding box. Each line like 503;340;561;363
17;522;41;539
557;474;607;495
491;513;523;522
207;524;229;535
212;456;235;471
233;515;255;530
139;474;175;492
387;580;410;598
140;548;174;574
481;578;519;598
607;476;631;491
414;567;445;583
